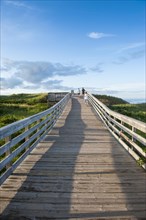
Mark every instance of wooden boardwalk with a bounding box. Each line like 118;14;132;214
0;96;146;219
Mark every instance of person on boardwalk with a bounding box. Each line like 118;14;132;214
84;92;88;104
82;87;85;95
78;88;80;95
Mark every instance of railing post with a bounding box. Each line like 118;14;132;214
55;106;59;121
37;119;42;139
132;127;136;142
25;126;29;141
111;116;116;133
5;136;11;169
120;121;124;138
131;126;136;150
24;125;30;151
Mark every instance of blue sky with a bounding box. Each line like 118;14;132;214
1;0;145;100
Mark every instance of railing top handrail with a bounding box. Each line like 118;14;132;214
88;92;146;132
0;93;70;140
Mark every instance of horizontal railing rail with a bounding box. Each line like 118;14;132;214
87;93;146;169
0;93;70;185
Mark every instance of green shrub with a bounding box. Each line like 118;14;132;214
110;104;146;123
93;94;128;106
0;115;18;127
0;93;54;128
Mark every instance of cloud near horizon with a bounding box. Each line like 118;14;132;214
14;61;87;84
1;59;87;84
88;32;115;39
1;58;88;90
113;42;145;65
1;77;23;89
90;63;104;73
22;79;73;91
113;49;145;65
1;58;104;91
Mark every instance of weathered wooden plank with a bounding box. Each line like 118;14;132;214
88;94;146;166
0;94;70;184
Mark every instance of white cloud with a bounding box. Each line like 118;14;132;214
113;42;145;64
87;32;115;39
1;77;23;89
90;63;104;73
1;58;104;93
117;42;145;53
86;84;145;100
1;58;87;91
5;0;33;10
1;58;86;82
113;49;145;64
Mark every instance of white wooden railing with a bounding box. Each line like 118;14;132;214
87;93;146;169
0;93;70;185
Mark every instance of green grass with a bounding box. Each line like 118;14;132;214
0;93;54;128
1;93;145;125
110;103;146;123
93;94;146;123
93;94;128;106
0;93;48;105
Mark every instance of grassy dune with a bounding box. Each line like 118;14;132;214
93;94;146;123
110;103;146;123
0;93;52;128
0;93;145;128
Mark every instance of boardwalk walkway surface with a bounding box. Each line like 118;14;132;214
0;96;146;219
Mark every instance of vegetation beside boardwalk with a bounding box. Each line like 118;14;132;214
0;93;54;128
110;103;146;123
0;93;145;170
93;94;146;123
93;94;146;166
0;93;145;128
93;94;128;105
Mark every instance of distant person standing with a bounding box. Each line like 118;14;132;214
84;92;88;104
82;87;85;95
78;88;80;95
